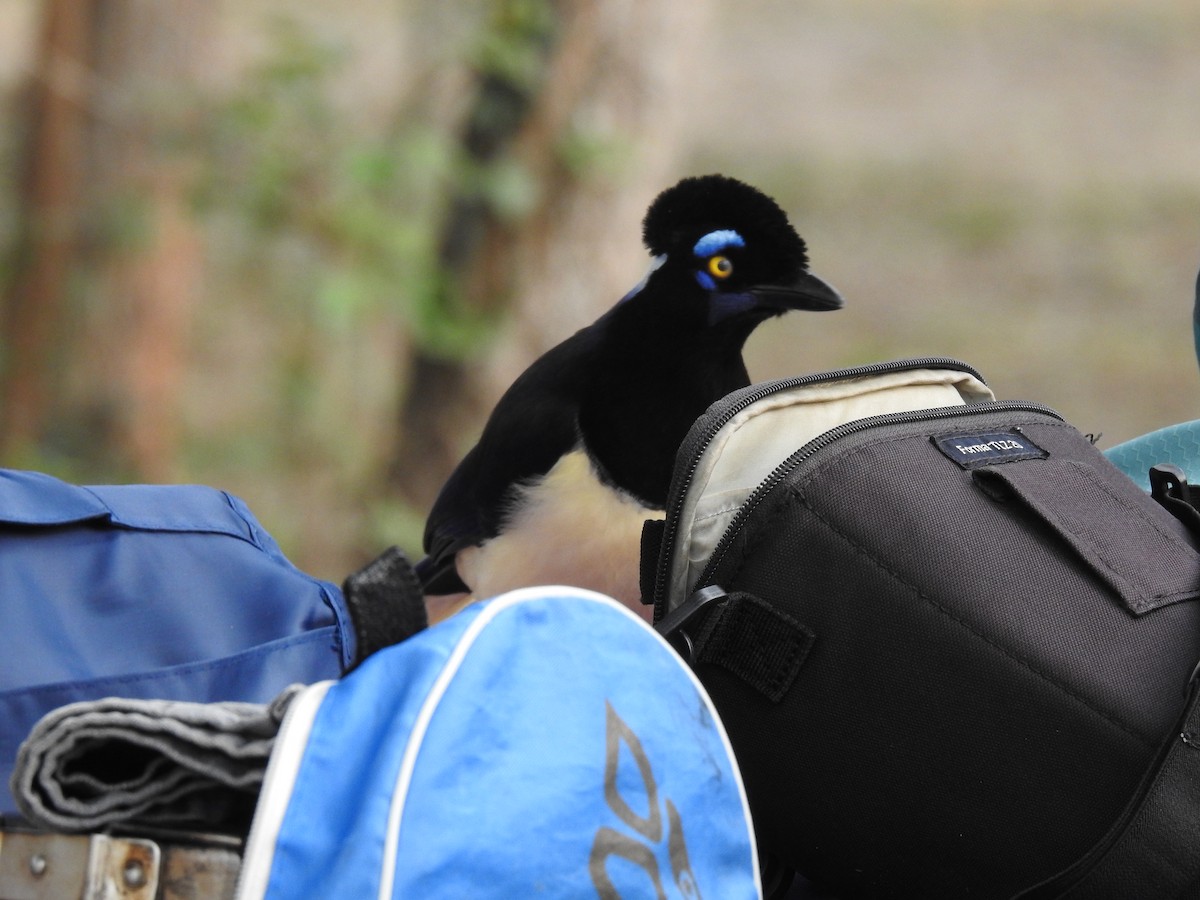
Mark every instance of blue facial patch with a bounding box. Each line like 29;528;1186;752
695;271;717;291
692;229;745;258
708;292;757;324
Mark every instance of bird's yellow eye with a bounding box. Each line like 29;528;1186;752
708;255;734;279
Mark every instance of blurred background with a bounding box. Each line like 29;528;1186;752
0;0;1197;582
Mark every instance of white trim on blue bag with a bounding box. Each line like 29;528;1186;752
375;585;762;900
376;589;527;900
235;680;334;900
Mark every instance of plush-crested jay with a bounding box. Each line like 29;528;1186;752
417;174;843;618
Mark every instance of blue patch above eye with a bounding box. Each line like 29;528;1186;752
692;229;745;258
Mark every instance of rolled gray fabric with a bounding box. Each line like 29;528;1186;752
10;685;301;834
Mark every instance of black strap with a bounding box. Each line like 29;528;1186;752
659;588;815;705
1008;464;1200;898
691;591;815;704
341;546;427;670
639;518;667;611
1011;677;1200;899
1059;707;1200;898
1151;464;1200;537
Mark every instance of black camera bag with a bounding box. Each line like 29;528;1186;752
647;358;1200;899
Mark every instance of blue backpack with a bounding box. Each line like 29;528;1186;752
235;585;760;899
0;468;354;814
2;470;759;898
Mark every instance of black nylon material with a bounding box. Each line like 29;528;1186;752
692;591;816;703
691;408;1200;899
341;546;427;668
1013;685;1200;900
975;459;1200;615
1058;700;1200;899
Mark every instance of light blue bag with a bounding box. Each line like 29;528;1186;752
235;585;760;899
1104;267;1200;490
1105;419;1200;491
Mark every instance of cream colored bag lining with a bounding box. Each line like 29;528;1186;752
667;368;996;612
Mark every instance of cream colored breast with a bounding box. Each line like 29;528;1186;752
455;450;662;620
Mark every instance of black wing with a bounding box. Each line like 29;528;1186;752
417;326;599;593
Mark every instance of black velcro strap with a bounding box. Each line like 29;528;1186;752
639;518;667;606
341;546;427;670
692;591;815;704
974;459;1200;615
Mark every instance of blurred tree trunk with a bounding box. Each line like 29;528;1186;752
78;0;210;482
390;0;710;515
0;0;93;458
0;0;209;481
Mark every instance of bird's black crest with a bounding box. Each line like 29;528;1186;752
641;174;810;270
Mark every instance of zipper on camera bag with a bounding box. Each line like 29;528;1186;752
650;357;987;621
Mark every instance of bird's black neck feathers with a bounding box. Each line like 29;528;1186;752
577;276;763;509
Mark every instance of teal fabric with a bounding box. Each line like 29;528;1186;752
1104;420;1200;491
1105;266;1200;491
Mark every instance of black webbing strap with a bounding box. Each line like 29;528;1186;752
639;518;667;605
1009;464;1200;898
1012;678;1200;899
1059;710;1200;897
341;546;427;670
657;587;815;704
691;591;815;704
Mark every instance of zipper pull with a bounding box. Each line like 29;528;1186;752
655;585;728;663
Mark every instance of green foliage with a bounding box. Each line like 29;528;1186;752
195;16;448;336
366;497;428;560
192;4;565;359
556;125;634;180
175;5;572;573
471;0;557;92
402;0;560;361
931;198;1021;255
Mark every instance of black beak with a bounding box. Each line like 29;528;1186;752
749;270;844;312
